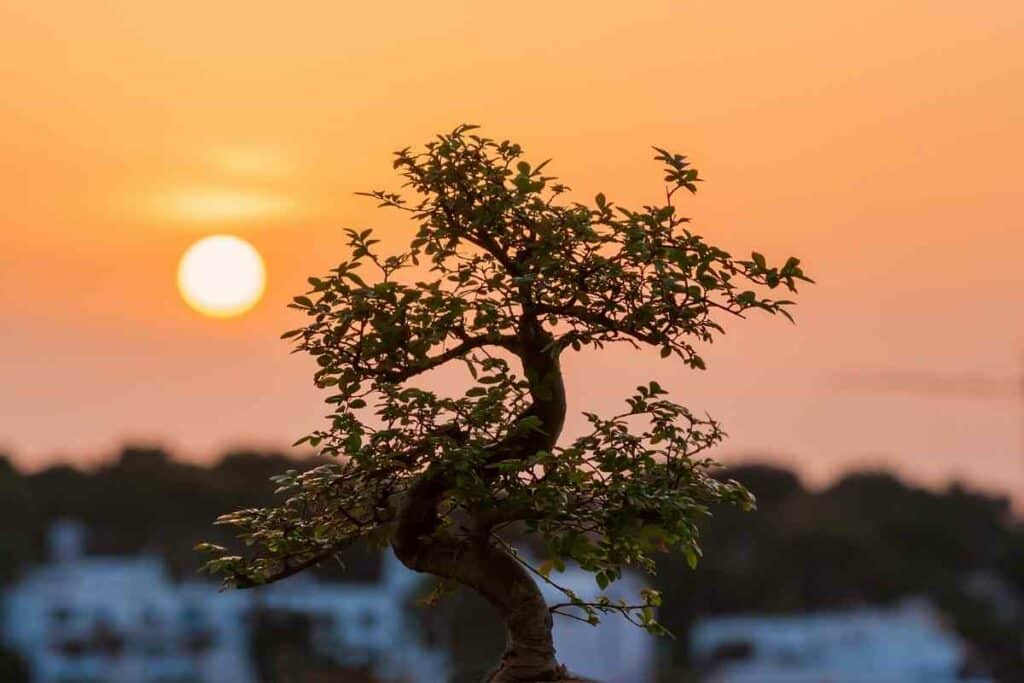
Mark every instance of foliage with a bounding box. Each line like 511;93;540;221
199;125;810;635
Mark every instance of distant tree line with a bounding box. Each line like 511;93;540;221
661;465;1024;682
0;449;1021;681
0;448;381;585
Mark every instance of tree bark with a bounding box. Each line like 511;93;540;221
392;467;563;681
477;546;561;683
400;541;561;681
392;318;569;681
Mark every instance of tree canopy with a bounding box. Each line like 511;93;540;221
200;125;811;681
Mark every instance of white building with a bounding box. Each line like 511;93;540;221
2;520;447;683
690;599;990;683
3;522;661;683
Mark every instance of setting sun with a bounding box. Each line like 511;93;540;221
177;235;266;318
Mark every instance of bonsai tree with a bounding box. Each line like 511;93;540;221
199;125;811;682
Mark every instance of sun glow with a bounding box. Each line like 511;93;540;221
177;235;266;318
156;189;294;222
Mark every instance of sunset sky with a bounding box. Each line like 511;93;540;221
2;1;1022;504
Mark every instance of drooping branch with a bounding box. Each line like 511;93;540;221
231;541;348;589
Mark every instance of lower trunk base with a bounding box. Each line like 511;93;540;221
487;668;595;683
487;661;574;683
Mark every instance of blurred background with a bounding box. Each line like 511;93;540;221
1;1;1022;681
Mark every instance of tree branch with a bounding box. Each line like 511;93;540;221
472;500;552;532
233;542;348;589
380;334;519;383
533;303;664;348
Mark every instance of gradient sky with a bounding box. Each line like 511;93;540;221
2;1;1022;505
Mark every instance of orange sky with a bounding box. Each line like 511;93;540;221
2;1;1022;504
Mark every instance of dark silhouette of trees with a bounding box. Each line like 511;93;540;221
0;451;1020;679
200;125;810;681
0;644;28;683
657;464;1024;682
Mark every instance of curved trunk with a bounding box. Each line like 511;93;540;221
403;543;559;680
396;539;560;681
393;319;568;681
392;472;562;681
476;545;560;682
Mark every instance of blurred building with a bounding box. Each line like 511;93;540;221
1;520;446;683
690;599;991;683
537;564;656;683
3;521;662;683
